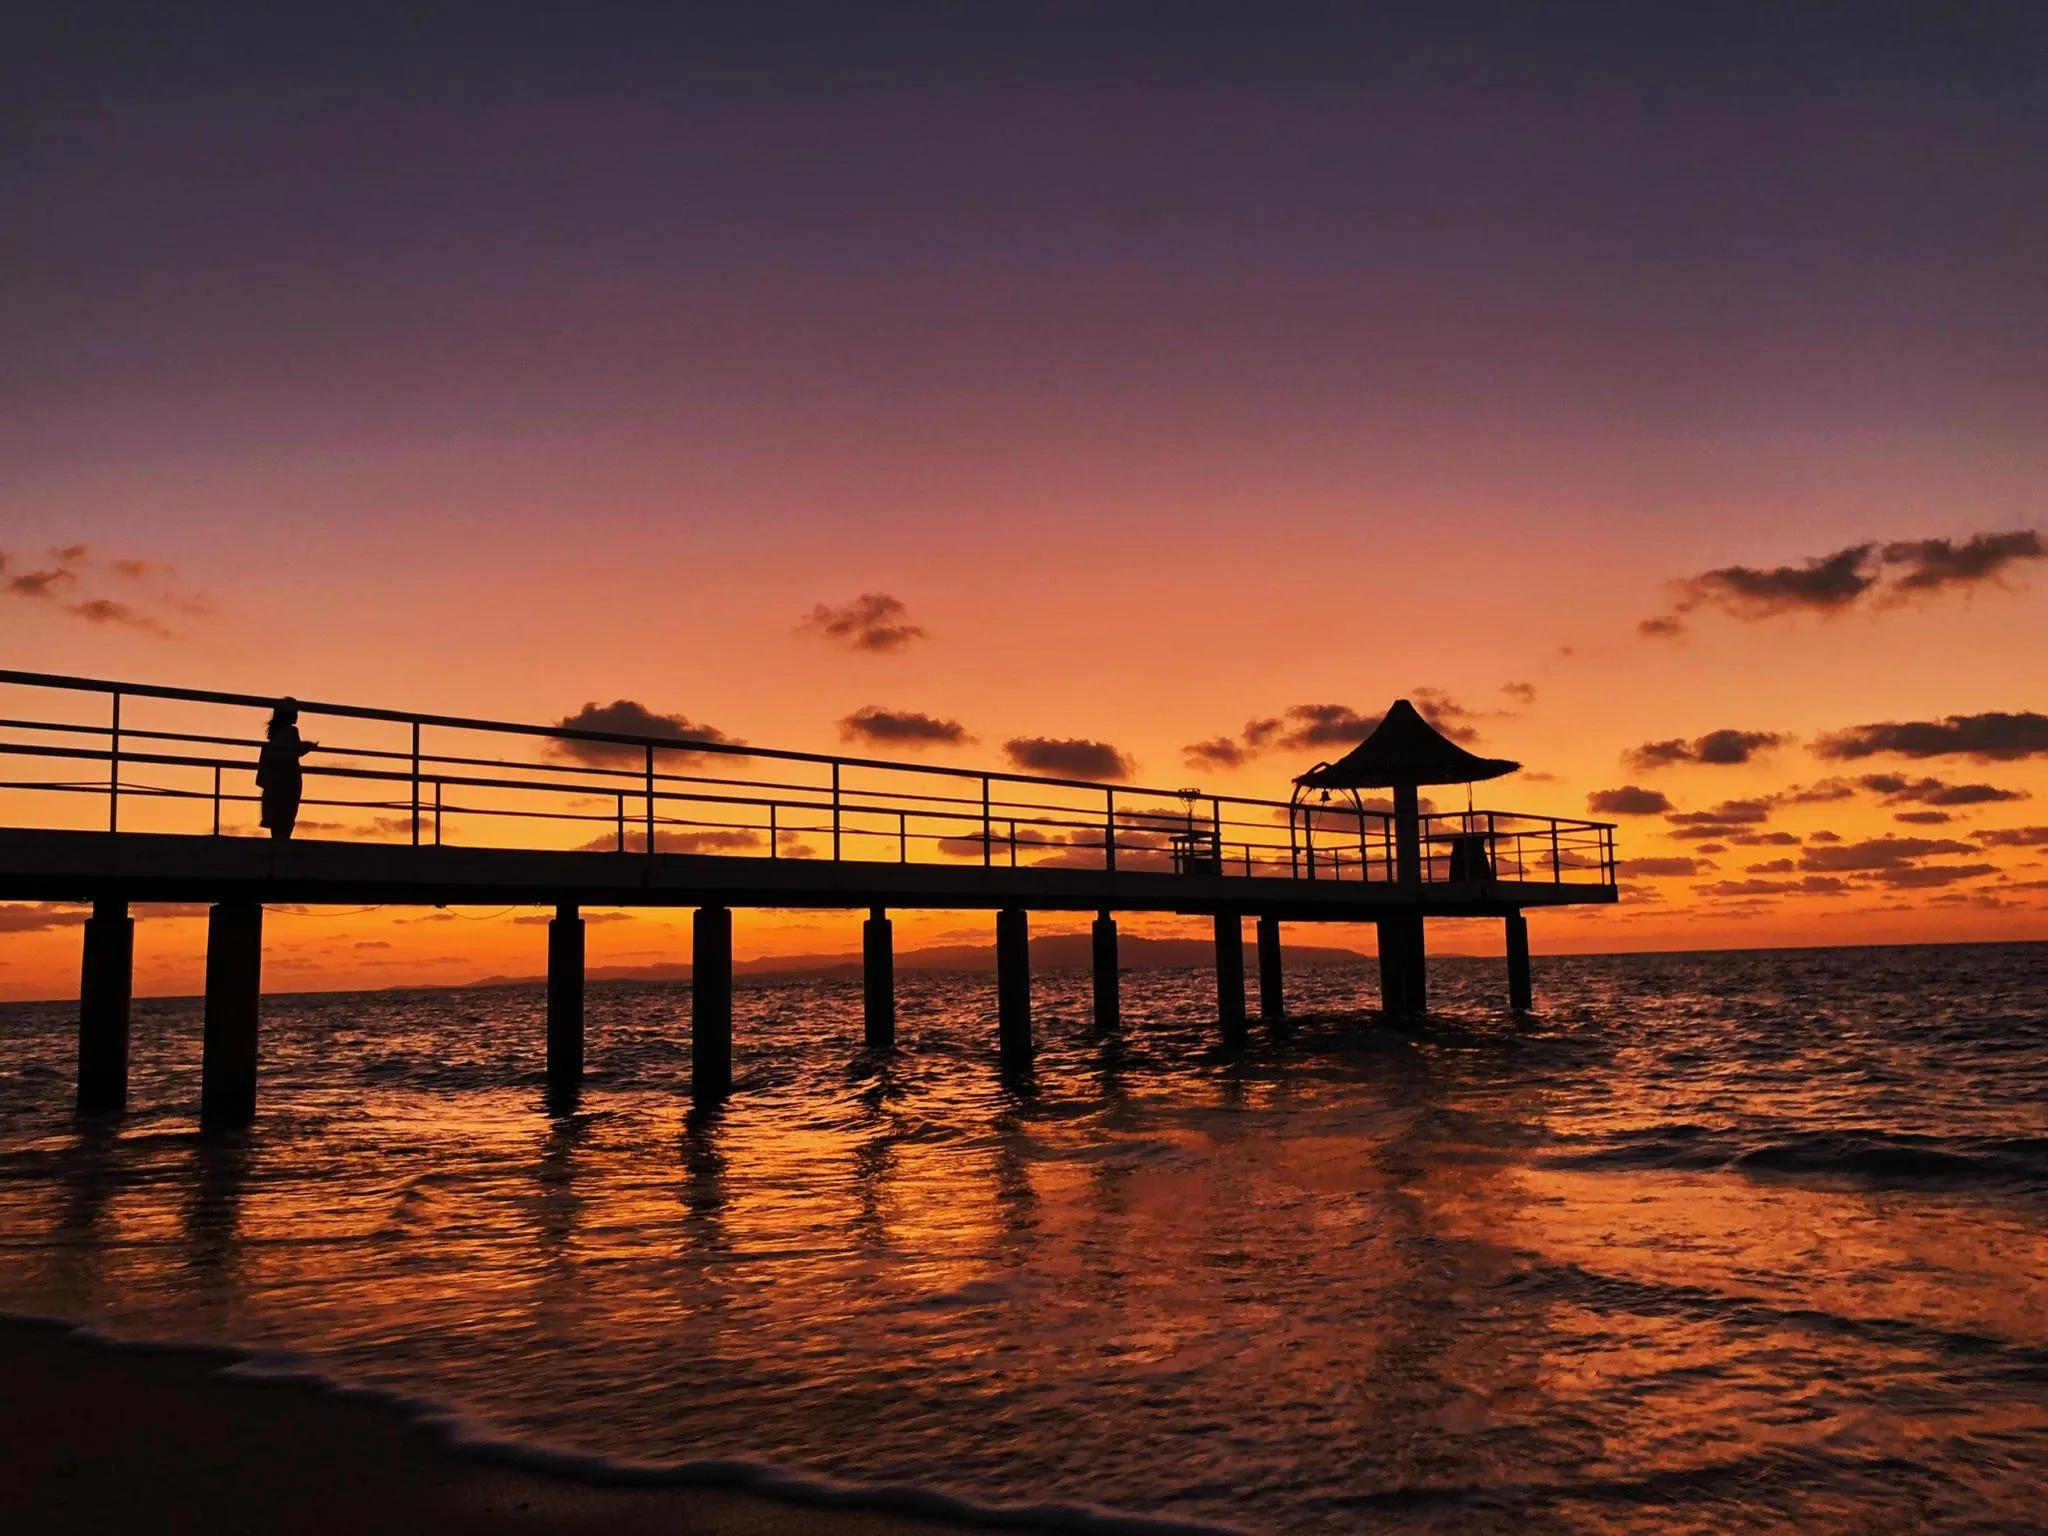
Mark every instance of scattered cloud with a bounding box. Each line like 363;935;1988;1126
576;828;763;854
800;593;926;653
1666;798;1774;827
1744;858;1797;874
0;902;89;933
1500;681;1538;706
1616;856;1710;876
1184;689;1491;771
1002;736;1135;781
1587;786;1673;816
838;706;973;748
1873;863;2001;888
1622;729;1786;771
1639;530;2043;636
547;700;741;766
1183;736;1250;771
1973;826;2048;848
0;544;194;637
1856;774;2027;806
511;910;636;925
1693;876;1853;897
1893;810;1954;824
1814;712;2048;763
1880;530;2045;595
1797;836;1976;872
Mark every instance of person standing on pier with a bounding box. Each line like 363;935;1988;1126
257;700;319;840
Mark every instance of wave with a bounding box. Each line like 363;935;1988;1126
1544;1126;2048;1191
7;1312;1250;1536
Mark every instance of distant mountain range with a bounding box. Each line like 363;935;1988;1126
461;933;1373;988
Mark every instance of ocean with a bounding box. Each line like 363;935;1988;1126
2;944;2045;1533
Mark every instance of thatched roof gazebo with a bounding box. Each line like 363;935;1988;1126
1292;699;1519;887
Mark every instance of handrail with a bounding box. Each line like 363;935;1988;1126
0;670;1617;889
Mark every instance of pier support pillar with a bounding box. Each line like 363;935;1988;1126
1256;914;1284;1024
77;896;134;1115
1091;911;1120;1031
546;904;584;1105
201;900;263;1127
692;906;733;1101
1378;912;1427;1017
863;906;895;1051
1505;909;1533;1012
996;908;1031;1070
1215;912;1247;1045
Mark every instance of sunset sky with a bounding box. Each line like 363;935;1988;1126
4;5;2045;998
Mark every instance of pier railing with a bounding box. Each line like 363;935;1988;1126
0;671;1616;890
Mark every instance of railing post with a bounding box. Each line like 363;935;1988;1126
769;801;778;859
1551;822;1562;883
1104;788;1116;873
212;765;222;836
981;777;992;866
1009;819;1018;868
108;689;121;833
615;793;625;852
898;809;907;863
644;744;655;855
434;779;443;845
411;721;422;846
832;762;842;861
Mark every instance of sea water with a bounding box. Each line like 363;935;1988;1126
1;944;2045;1533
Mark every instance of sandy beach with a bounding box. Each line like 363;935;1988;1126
0;1319;1040;1536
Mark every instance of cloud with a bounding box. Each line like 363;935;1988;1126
1639;530;2043;636
547;700;741;766
1587;786;1673;816
1183;736;1250;771
1679;543;1879;620
1873;863;2001;888
511;910;636;924
1616;856;1709;876
1693;876;1854;897
1973;826;2048;848
1892;811;1953;825
1002;736;1135;781
1500;682;1538;706
0;545;194;637
1813;712;2048;763
800;593;926;653
1880;531;2045;595
1729;830;1800;846
0;902;89;933
1666;798;1774;826
576;828;763;854
1194;689;1489;769
1855;774;2028;806
1798;836;1976;872
1622;729;1786;771
838;706;973;748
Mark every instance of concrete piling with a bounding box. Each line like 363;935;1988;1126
77;896;134;1115
692;905;733;1100
1256;913;1284;1024
546;903;584;1105
1506;909;1533;1012
1091;910;1120;1031
1215;912;1246;1045
200;900;263;1126
863;906;895;1050
996;907;1031;1069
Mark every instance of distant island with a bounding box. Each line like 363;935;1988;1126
458;933;1374;989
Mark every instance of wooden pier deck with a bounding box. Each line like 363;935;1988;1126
0;669;1616;1122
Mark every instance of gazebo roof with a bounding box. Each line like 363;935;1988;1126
1293;699;1520;789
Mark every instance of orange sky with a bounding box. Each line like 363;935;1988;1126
4;8;2045;997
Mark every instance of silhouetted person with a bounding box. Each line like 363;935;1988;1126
256;701;318;840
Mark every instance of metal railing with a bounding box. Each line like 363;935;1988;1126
0;670;1616;890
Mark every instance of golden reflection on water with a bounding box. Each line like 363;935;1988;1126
3;953;2047;1532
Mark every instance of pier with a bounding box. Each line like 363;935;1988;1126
0;670;1616;1124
